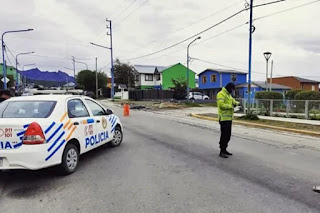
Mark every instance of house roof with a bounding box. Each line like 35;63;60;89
198;68;247;75
133;65;167;74
294;76;320;83
236;81;291;90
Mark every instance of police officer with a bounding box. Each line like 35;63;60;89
217;83;239;158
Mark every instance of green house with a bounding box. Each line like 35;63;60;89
161;63;196;90
133;63;196;90
0;64;19;88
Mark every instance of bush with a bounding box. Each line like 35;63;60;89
172;78;187;100
294;91;320;117
285;90;303;100
294;91;320;101
255;91;283;116
255;91;283;100
239;112;259;120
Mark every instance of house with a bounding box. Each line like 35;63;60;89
198;69;247;99
133;63;196;90
236;81;291;99
268;76;319;91
161;63;196;90
133;65;166;90
0;64;20;87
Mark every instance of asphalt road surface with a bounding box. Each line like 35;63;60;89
1;102;320;213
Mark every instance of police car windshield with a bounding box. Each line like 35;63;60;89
0;101;56;118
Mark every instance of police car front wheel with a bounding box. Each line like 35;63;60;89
109;127;123;147
60;144;79;175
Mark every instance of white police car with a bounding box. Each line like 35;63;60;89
0;95;123;175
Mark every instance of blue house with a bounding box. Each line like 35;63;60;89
236;81;291;99
198;69;247;99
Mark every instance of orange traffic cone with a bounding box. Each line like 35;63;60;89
123;104;130;116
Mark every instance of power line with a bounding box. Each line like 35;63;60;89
4;49;14;67
124;8;246;61
143;0;244;47
254;0;320;21
114;0;151;28
128;23;248;63
123;0;285;61
113;0;139;21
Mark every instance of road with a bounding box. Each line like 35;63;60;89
1;101;320;213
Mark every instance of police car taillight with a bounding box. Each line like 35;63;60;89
22;122;46;145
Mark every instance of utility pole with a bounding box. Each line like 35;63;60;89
270;60;274;91
72;56;76;81
95;57;98;98
247;0;254;114
107;19;115;100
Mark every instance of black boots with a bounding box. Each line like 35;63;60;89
219;152;228;158
219;150;232;158
225;151;233;156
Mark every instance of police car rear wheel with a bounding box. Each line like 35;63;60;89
60;144;79;175
109;127;123;147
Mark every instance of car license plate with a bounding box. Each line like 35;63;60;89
0;157;3;167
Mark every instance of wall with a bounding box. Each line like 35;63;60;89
162;63;195;90
140;73;161;88
199;70;247;90
269;77;299;89
301;83;319;91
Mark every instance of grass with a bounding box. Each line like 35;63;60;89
201;113;320;133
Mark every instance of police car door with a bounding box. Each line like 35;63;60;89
67;98;95;154
83;99;112;149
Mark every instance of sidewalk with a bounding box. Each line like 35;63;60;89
101;100;320;126
154;106;320;126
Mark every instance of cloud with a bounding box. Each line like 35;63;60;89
0;0;319;81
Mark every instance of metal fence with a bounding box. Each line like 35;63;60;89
241;99;320;120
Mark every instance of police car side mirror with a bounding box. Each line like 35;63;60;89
106;109;114;115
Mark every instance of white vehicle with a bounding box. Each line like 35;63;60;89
0;95;123;175
188;92;210;100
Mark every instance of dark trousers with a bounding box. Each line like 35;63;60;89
219;121;232;152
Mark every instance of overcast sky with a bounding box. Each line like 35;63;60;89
1;0;319;82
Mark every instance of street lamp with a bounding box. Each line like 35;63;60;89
2;28;34;89
187;36;201;102
90;42;114;100
16;51;34;90
263;52;272;91
22;63;36;89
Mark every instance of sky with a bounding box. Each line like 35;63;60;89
0;0;319;82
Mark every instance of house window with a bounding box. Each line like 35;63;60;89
202;76;207;83
231;74;237;82
145;74;153;81
135;75;139;81
156;74;161;81
211;74;217;82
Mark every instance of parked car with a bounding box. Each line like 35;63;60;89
0;95;123;175
188;92;210;100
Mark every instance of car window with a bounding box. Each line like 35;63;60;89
0;101;56;118
68;99;89;118
85;100;106;116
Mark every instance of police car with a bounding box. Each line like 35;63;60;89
0;95;123;175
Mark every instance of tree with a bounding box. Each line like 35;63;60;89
77;70;108;93
114;59;135;89
172;77;187;100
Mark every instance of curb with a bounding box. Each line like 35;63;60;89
190;113;320;137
